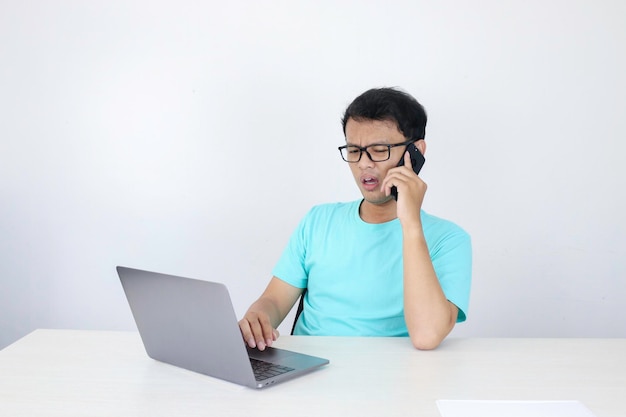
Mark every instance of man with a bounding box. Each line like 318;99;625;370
238;87;471;350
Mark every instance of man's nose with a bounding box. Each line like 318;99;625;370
357;151;375;168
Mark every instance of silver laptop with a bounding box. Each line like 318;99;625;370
117;266;328;389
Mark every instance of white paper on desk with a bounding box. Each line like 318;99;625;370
436;400;596;417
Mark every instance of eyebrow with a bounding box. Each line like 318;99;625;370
345;140;392;146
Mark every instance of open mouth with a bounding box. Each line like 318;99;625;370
361;175;379;191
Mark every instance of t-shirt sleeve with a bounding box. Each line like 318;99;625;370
271;213;310;289
430;228;472;322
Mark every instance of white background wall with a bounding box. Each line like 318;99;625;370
1;0;625;349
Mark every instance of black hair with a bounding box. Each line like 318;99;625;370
341;87;427;140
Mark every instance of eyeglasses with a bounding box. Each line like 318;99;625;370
338;139;417;163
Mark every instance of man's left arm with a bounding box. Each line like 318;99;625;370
401;226;459;350
384;150;465;350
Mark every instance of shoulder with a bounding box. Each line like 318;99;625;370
296;200;360;235
421;211;471;248
305;200;360;219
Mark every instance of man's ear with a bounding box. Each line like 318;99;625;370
415;139;427;155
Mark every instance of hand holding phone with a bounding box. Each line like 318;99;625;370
391;143;425;201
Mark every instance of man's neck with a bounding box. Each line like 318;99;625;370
358;199;397;224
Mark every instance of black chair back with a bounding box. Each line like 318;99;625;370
290;289;307;335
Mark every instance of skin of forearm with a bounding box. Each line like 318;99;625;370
402;227;456;349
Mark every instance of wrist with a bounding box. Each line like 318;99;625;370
400;218;424;235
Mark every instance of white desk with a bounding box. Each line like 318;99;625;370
0;330;624;417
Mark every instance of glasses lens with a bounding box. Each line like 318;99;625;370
341;146;362;162
367;145;391;162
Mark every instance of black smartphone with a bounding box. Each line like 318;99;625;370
391;143;425;201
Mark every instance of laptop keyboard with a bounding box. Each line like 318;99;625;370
250;358;295;381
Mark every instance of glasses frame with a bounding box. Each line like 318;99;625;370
338;139;418;163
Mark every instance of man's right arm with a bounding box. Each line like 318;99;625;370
238;276;303;351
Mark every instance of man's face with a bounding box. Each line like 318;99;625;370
344;118;408;205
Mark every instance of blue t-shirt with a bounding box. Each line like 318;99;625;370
272;200;472;336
